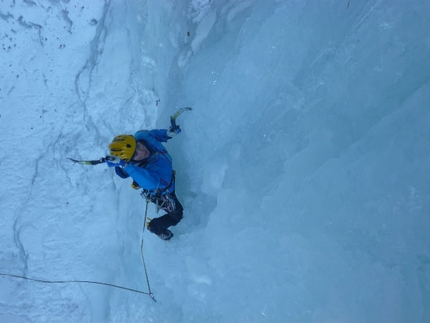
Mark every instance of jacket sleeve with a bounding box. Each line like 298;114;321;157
122;164;160;191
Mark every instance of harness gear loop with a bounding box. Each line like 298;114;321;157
139;171;176;213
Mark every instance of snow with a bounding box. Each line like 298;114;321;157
1;0;430;322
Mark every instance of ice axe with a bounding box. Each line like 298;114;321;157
170;107;192;131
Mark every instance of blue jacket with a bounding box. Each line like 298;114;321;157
115;129;175;194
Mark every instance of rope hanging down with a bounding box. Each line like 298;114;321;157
0;272;155;300
140;196;156;302
0;199;157;303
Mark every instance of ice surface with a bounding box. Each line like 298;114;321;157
1;0;429;322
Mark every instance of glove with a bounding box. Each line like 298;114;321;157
105;155;127;168
168;125;181;137
131;180;141;190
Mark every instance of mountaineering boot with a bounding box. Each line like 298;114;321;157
147;222;174;241
157;229;174;241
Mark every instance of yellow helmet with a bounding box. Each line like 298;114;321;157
108;135;136;161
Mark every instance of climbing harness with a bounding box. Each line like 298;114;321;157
141;190;176;213
140;171;176;213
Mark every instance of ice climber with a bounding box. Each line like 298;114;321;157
105;127;183;241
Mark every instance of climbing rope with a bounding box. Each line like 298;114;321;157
140;197;156;302
0;198;157;302
0;272;153;297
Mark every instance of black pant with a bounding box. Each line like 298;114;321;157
147;191;183;235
